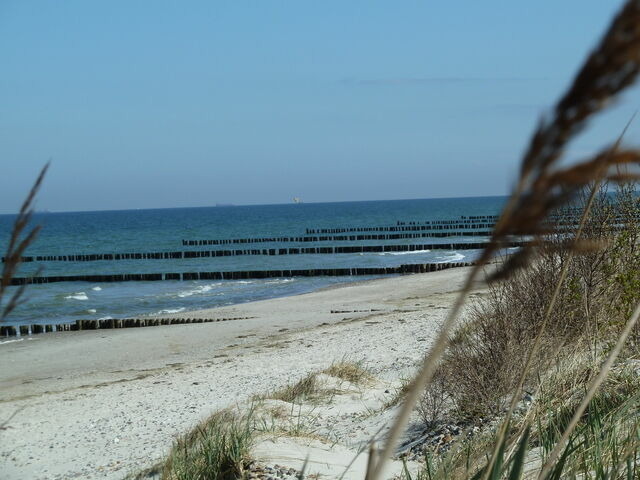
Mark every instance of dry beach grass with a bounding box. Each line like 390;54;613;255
0;163;48;323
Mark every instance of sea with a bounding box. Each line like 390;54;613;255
0;196;506;327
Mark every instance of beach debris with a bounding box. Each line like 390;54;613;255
247;461;302;480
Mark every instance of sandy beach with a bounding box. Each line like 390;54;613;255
0;267;482;480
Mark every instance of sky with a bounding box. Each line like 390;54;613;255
2;0;640;213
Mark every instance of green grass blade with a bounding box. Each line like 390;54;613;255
508;427;530;480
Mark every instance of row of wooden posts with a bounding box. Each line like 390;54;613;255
181;230;494;246
305;223;496;234
10;260;475;285
4;262;475;337
396;215;501;226
7;240;517;263
306;211;631;233
0;315;254;337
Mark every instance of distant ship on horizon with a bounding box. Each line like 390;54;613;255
292;197;303;204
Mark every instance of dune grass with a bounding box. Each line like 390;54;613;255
156;363;375;480
161;409;255;480
322;360;374;386
260;361;373;406
263;373;322;404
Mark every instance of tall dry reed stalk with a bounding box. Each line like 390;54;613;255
0;163;48;322
370;2;640;479
479;118;635;480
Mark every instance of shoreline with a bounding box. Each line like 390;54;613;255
2;261;474;333
0;267;482;479
1;273;385;331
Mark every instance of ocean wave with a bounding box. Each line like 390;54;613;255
97;316;113;320
156;307;186;314
367;250;432;256
385;249;431;256
65;292;88;301
0;338;24;345
177;283;222;298
91;286;102;291
87;309;97;314
436;252;466;263
265;278;294;284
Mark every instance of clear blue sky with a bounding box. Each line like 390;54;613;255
2;1;639;213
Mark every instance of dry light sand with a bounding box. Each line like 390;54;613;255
0;267;483;480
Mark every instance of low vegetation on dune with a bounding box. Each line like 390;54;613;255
322;360;375;386
160;409;255;480
427;186;640;424
412;185;640;479
147;361;378;480
257;360;374;405
263;373;321;404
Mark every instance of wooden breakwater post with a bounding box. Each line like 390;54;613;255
1;262;477;337
180;229;498;246
6;233;506;264
304;221;498;235
6;240;523;271
0;315;258;337
10;260;478;285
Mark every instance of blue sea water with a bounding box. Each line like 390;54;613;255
0;196;506;327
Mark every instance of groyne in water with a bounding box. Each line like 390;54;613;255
5;241;518;263
307;213;635;234
0;315;255;337
2;261;474;336
305;222;496;234
9;261;474;285
181;230;494;246
395;215;500;225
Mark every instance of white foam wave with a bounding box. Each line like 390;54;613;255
91;286;102;291
386;249;431;256
97;316;113;320
87;309;97;314
265;278;294;285
0;338;24;345
236;281;254;284
157;307;186;314
370;250;431;256
436;252;466;263
177;283;222;298
65;292;88;301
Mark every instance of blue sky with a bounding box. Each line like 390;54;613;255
2;1;639;213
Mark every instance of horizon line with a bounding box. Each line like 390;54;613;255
0;193;510;216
